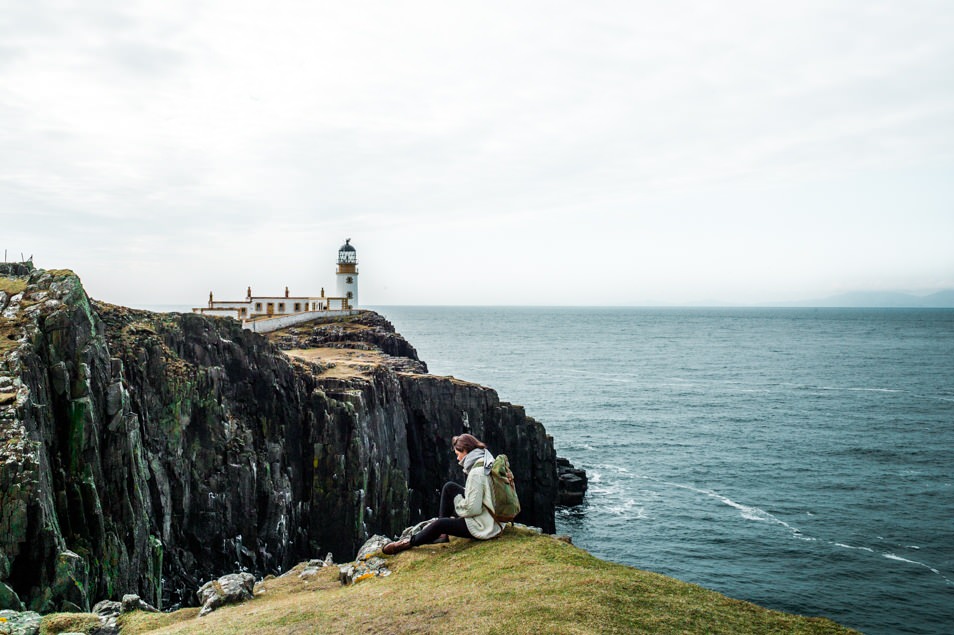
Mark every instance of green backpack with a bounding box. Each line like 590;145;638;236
479;454;521;523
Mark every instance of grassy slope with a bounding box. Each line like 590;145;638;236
115;528;857;635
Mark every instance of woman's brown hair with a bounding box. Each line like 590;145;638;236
452;433;486;453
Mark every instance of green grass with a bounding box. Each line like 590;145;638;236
117;528;857;635
0;275;27;296
40;612;102;634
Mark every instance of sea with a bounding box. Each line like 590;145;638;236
370;306;954;635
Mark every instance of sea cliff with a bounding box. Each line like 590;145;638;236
0;264;564;612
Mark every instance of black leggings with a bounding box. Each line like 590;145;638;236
410;482;475;546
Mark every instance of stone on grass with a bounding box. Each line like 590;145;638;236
197;572;255;617
298;559;327;580
121;594;158;613
92;600;121;618
355;535;391;561
338;557;391;585
91;600;122;635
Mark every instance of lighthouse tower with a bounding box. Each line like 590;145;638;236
335;238;358;307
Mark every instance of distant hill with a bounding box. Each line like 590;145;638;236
773;289;954;308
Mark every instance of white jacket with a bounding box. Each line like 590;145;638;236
454;465;504;540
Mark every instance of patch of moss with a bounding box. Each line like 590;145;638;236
45;269;77;279
0;276;27;295
39;612;101;634
118;607;200;633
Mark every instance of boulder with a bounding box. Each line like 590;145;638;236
338;534;399;585
120;594;158;613
355;535;392;561
48;551;90;613
0;581;24;611
92;600;121;617
297;558;329;581
557;457;588;506
0;610;41;635
338;557;390;585
197;573;255;617
90;599;121;635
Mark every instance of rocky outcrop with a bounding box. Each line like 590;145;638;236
557;457;589;506
0;265;567;613
196;573;255;617
267;312;427;374
0;609;41;635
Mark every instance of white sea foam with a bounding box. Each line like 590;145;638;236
645;477;813;541
817;385;903;394
592;463;632;475
835;543;875;553
607;499;647;518
882;553;952;584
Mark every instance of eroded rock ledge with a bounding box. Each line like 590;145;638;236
0;265;578;614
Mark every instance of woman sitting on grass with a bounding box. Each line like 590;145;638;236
383;433;504;554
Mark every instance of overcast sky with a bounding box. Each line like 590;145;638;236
3;1;953;306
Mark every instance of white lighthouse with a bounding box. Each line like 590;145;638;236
335;238;358;307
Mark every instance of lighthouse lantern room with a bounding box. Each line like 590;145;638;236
336;238;358;307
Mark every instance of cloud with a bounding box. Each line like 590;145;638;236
2;1;953;305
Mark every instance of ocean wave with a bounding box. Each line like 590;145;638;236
606;499;647;518
835;543;875;553
635;476;814;541
796;383;904;395
705;491;815;541
883;553;953;584
647;478;954;586
590;463;632;475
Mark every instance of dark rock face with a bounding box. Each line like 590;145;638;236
0;266;563;612
397;375;558;533
557;457;589;506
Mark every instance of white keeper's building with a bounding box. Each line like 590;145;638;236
193;239;360;332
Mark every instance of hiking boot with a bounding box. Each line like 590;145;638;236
382;539;411;555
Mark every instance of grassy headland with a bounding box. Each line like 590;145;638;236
115;527;856;635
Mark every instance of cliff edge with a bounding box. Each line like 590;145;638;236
0;265;561;613
117;527;857;635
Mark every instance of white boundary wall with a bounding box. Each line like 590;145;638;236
242;309;359;334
